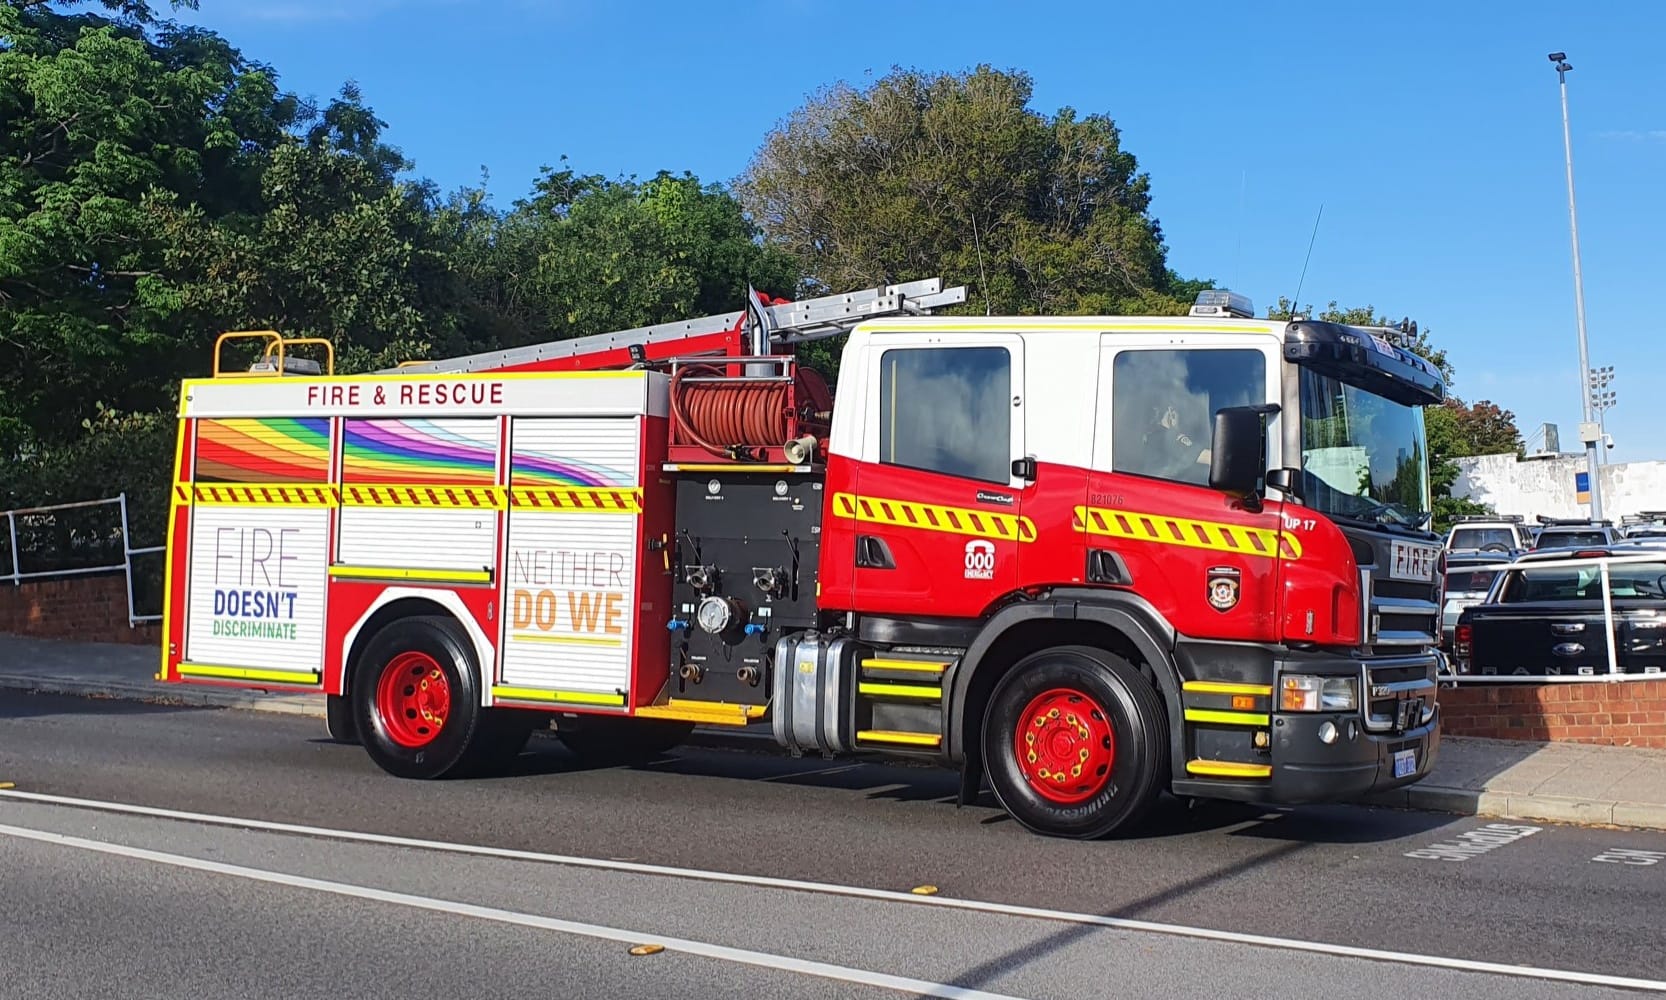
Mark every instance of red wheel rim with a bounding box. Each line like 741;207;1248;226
1014;687;1115;804
375;651;451;748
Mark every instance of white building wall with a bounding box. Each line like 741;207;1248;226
1454;453;1666;521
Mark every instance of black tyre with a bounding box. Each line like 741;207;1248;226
352;615;485;779
325;693;358;744
982;645;1169;839
556;715;695;765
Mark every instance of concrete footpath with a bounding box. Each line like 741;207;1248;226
3;634;1665;832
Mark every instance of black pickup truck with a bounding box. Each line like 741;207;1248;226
1454;545;1666;677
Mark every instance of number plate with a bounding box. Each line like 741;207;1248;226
1393;748;1417;778
1390;540;1438;582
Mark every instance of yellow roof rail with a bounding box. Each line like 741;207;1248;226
213;331;335;378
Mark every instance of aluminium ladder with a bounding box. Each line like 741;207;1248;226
385;278;968;375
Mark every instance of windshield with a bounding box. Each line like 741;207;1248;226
1502;560;1666;602
1445;568;1501;595
1449;527;1516;551
1535;530;1608;549
1298;367;1431;527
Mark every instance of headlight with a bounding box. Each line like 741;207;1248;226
1280;674;1358;712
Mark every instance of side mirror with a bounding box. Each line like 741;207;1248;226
1209;404;1278;504
1265;467;1302;501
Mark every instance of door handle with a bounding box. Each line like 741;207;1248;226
856;536;895;570
1087;549;1130;585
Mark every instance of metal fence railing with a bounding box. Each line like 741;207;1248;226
1449;549;1666;684
1;493;162;627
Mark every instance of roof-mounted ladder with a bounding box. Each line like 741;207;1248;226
385;277;967;375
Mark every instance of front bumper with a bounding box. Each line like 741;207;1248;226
1178;648;1442;806
1265;704;1441;804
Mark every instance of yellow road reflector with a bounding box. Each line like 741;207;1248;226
628;944;665;957
910;885;939;896
0;782;14;790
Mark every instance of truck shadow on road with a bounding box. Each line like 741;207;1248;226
466;736;1456;843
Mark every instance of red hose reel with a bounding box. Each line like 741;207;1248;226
669;362;833;464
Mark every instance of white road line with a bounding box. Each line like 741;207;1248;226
3;788;1664;993
0;822;1024;1000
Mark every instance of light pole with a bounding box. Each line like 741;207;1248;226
1550;51;1603;520
1589;365;1615;465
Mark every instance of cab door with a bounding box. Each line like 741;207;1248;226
1086;336;1285;642
843;334;1029;621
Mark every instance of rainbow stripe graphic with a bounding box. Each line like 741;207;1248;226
196;418;331;484
342;418;498;486
510;451;630;488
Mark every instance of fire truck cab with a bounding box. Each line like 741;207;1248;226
161;283;1447;839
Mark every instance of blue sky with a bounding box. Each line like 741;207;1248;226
171;0;1663;463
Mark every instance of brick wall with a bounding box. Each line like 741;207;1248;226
0;571;160;646
1438;681;1666;748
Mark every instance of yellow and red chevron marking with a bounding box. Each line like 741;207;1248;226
509;487;642;514
1072;505;1302;560
179;483;338;507
831;492;1036;543
341;484;507;510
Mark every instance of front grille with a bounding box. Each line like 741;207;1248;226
1367;664;1427;684
1374;579;1434;601
1370;600;1440;647
1364;661;1436;733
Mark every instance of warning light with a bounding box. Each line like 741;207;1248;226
1189;289;1256;319
1231;695;1256;711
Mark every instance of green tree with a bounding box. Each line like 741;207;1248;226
149;141;475;375
1;0;513;560
446;163;799;356
1450;399;1522;457
0;0;437;450
737;65;1204;318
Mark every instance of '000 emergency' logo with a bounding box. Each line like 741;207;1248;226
964;540;996;580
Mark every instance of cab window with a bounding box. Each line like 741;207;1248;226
878;346;1011;483
1505;562;1666;601
1111;348;1266;485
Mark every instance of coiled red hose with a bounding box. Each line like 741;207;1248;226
670;363;832;459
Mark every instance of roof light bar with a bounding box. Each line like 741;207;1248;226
1189;289;1256;319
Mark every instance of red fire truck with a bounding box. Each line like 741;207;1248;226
160;279;1448;838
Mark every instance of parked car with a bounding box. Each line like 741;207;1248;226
1454;545;1666;677
1441;550;1511;657
1531;516;1620;550
1625;527;1666;542
1444;514;1533;553
1621;513;1666;541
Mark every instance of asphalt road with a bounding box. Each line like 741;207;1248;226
3;692;1666;998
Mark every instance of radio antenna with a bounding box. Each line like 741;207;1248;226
1285;202;1324;319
